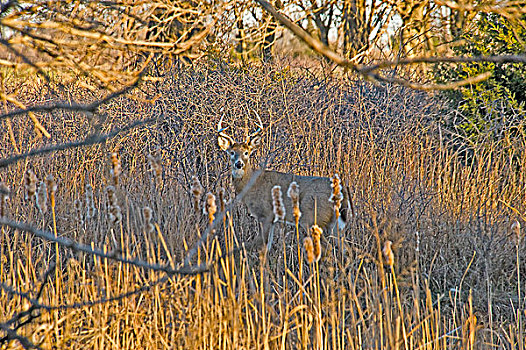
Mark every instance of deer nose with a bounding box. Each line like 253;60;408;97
235;161;243;169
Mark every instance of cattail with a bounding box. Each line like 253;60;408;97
110;152;121;185
287;181;301;226
203;192;217;224
190;176;204;213
147;154;163;185
142;207;155;235
329;174;343;216
0;182;9;218
106;185;117;206
310;224;323;262
25;169;38;201
106;185;121;226
272;185;285;223
218;187;226;213
304;237;315;264
46;175;57;209
85;184;96;219
74;199;84;224
383;240;394;267
108;205;122;226
511;220;522;244
35;181;48;214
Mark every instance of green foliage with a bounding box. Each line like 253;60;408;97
437;13;526;143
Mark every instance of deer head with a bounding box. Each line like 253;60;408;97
217;113;263;179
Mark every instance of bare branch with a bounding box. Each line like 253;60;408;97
0;218;209;276
0;117;154;169
253;0;526;90
0;275;170;312
362;54;526;74
0;75;142;121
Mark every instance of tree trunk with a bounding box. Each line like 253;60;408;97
342;0;370;60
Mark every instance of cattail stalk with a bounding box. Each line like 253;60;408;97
190;176;204;213
511;220;522;311
383;240;408;350
288;181;304;296
46;174;59;305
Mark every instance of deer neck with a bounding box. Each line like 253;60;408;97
232;163;254;194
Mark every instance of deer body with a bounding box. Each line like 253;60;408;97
218;114;350;246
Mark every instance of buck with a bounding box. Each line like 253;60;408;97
217;114;351;248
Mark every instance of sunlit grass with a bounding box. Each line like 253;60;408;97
1;62;525;349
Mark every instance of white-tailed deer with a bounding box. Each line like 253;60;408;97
217;114;351;248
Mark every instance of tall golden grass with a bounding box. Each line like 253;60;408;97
1;61;525;349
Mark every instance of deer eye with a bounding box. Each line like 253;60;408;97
230;151;235;156
244;151;249;157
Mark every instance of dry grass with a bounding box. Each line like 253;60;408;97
1;60;525;349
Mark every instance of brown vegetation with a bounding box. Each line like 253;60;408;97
1;61;525;348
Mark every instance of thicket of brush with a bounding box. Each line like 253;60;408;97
1;60;525;349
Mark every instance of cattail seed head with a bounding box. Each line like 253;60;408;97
110;152;121;185
147;154;163;185
329;174;343;216
287;182;301;226
45;175;57;208
511;220;522;244
0;182;10;218
218;187;226;213
304;237;315;264
142;207;155;235
203;192;217;224
272;185;285;223
85;184;96;219
383;240;394;267
106;185;121;226
108;205;122;226
74;199;84;224
106;185;117;206
190;176;204;213
25;169;38;201
35;181;48;214
310;224;323;262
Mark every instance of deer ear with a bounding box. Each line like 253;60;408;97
218;135;232;151
248;135;261;149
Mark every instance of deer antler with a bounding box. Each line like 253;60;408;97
217;114;235;144
246;110;263;142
